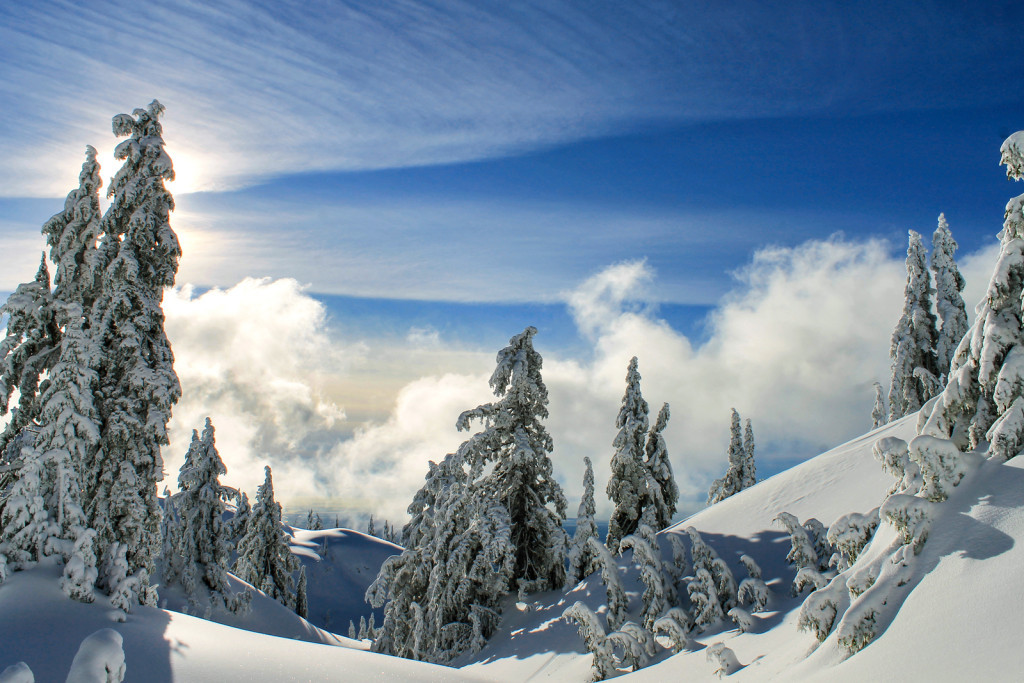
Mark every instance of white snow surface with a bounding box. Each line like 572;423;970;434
3;413;1023;680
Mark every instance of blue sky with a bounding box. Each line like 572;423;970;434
2;1;1023;517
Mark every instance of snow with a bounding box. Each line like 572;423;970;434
65;629;125;683
4;409;1024;680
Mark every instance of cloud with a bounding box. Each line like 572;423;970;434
2;1;1020;197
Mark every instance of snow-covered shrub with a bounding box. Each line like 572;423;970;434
737;553;769;611
606;626;647;672
653;608;692;653
562;602;616;681
792;567;828;596
836;604;879;655
907;435;970;502
687;567;724;628
880;494;934;554
616;621;656;665
61;527;98;603
871;382;887;428
827;509;879;571
802;518;833;571
686;527;737;610
667;534;689;587
66;628;126;683
774;512;817;570
797;575;848;642
587;537;629;631
620;531;669;630
727;606;754;633
706;642;741;678
872;436;922;494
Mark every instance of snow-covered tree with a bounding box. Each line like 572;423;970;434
607;356;650;552
562;601;617;681
888;230;941;420
233;466;301;611
774;511;818;571
871;382;887;429
0;256;60;455
174;419;247;615
737;554;769;612
369;450;514;664
644;403;677;530
588;537;629;631
567;457;600;587
685;526;736;611
931;213;968;381
365;514;374;536
919;131;1024;461
86;101;181;608
707;409;754;505
0;443;50;568
455;326;567;591
620;530;669;630
295;566;308;619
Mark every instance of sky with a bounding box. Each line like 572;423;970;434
1;0;1023;524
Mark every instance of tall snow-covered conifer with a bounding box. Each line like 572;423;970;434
87;100;181;607
455;327;567;591
174;419;247;615
607;356;650;552
707;409;753;505
919;131;1024;460
931;214;968;382
233;467;301;611
566;456;599;587
888;230;940;420
872;382;887;429
644;403;677;530
0;257;60;455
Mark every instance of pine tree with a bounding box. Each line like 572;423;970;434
228;491;250;547
233;467;301;611
872;382;887;429
919;131;1024;460
295;566;308;619
888;230;941;420
174;419;247;615
367;514;375;537
707;409;751;505
643;403;677;530
87;100;181;608
0;443;50;568
0;256;61;455
456;327;567;591
566;456;600;587
741;418;756;489
620;528;669;630
607;356;650;552
931;213;968;382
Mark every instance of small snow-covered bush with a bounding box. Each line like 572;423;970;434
738;577;769;612
907;435;969;502
727;606;754;633
687;567;724;628
827;509;879;571
880;494;934;554
587;537;628;631
562;601;616;681
706;642;741;678
792;567;828;596
774;512;817;569
836;604;879;655
653;608;692;653
797;575;848;642
66;628;126;683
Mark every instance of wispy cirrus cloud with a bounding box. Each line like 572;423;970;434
1;0;1020;197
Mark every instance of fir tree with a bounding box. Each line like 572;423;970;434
931;213;968;382
174;419;247;615
0;256;61;455
707;409;752;505
87;100;181;608
644;403;677;530
872;382;887;429
888;230;940;420
366;514;375;537
234;467;301;611
741;418;756;489
566;457;600;588
295;566;308;619
920;131;1024;460
607;356;650;552
455;327;567;591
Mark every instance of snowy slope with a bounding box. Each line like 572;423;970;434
463;413;1024;680
289;527;400;633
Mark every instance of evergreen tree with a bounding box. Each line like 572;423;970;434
620;527;669;631
741;418;756;489
455;327;567;591
87;100;181;608
872;382;887;429
366;514;375;537
931;213;969;382
233;467;301;611
174;419;247;615
607;356;649;552
888;230;940;420
0;443;50;568
707;409;753;505
295;566;308;619
0;256;61;455
228;491;250;547
920;131;1024;460
643;403;677;530
566;457;599;587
